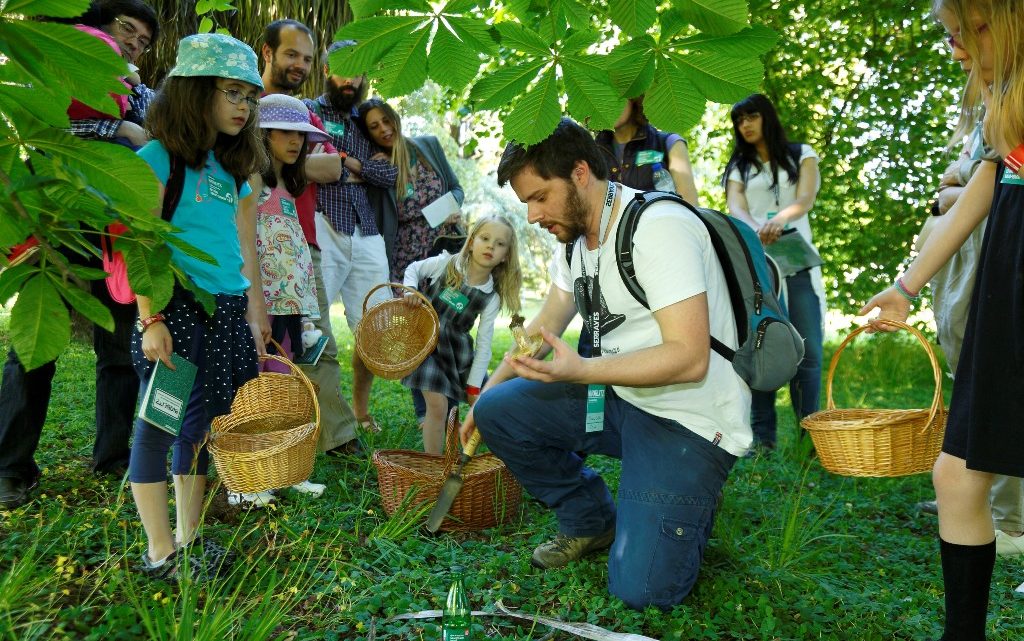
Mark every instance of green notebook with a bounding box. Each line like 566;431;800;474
139;353;197;436
293;335;329;366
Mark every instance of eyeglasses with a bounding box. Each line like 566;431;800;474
945;23;988;51
113;16;151;54
217;88;259;109
735;112;761;125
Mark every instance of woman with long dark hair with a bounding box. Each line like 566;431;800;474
722;93;823;451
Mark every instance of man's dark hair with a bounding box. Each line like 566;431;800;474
263;19;314;51
496;117;608;187
68;0;160;45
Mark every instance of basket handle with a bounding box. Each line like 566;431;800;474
825;319;944;436
255;340;321;438
361;282;433;316
441;406;462;473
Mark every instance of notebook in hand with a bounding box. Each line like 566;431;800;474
139;353;197;436
293;335;329;366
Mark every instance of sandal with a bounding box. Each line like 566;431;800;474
356;415;381;434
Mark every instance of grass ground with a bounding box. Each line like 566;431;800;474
0;309;1022;640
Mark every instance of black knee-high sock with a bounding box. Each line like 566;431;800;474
939;537;996;641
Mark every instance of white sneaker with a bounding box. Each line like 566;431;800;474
227;490;275;508
996;530;1024;556
290;480;326;498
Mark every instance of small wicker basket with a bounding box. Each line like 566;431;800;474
209;349;320;493
373;409;522;532
801;319;946;477
355;283;440;380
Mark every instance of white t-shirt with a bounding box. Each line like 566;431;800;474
550;186;752;456
727;144;825;314
404;252;499;388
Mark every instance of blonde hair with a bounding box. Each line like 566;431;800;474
444;215;523;316
934;0;1024;153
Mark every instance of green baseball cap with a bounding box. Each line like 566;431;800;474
167;33;264;90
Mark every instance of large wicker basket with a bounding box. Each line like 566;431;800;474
209;350;320;493
355;283;439;380
801;319;946;477
373;409;522;532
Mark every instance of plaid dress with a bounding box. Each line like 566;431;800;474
402;272;495;402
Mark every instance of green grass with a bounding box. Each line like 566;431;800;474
1;313;1023;640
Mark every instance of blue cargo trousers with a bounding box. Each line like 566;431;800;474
474;379;736;610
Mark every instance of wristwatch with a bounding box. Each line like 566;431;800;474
135;313;166;334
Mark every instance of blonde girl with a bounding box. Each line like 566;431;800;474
401;216;522;454
130;33;269;579
861;1;1024;638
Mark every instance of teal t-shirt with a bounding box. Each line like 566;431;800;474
138;140;253;295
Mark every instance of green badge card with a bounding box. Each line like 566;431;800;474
635;150;664;166
207;174;235;205
280;197;298;218
325;120;345;138
1001;170;1024;185
439;287;469;312
585;384;605;433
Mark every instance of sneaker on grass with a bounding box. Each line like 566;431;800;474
531;527;616;569
227;490;275;508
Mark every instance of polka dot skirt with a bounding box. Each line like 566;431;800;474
132;288;258;420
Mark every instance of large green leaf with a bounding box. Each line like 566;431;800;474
503;66;561;145
494;22;552;56
442;0;481;13
563;61;621;131
0;263;37;307
430;23;483;91
469;59;546;110
10;274;70;370
605;36;657;98
0;20;129;118
16;128;159;216
561;29;600;55
672;0;749;35
609;0;657;37
51;275;114;333
331;16;425;77
644;58;705;135
0;84;69;129
676;50;762;102
445;17;499;55
675;23;778;58
370;26;430;97
3;0;89;18
552;0;594;30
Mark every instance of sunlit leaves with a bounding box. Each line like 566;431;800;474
644;59;706;135
10;275;70;370
609;0;657;37
677;51;764;103
470;60;547;110
606;36;658;100
504;66;561;144
673;0;750;35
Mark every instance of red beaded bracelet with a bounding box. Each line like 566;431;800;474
1005;143;1024;175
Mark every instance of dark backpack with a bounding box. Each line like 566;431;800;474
568;191;804;392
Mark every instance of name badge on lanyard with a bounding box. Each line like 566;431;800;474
439;286;469;312
207;174;235;205
581;181;617;433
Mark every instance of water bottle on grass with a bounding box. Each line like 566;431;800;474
441;569;471;640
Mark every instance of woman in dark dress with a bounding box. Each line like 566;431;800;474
861;0;1024;638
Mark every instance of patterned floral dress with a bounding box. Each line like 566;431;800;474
391;157;460;283
256;185;318;317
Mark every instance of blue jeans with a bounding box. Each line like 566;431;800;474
474;380;736;610
751;269;823;446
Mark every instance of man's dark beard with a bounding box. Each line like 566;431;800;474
556;180;591;243
270;55;306;92
326;81;362;112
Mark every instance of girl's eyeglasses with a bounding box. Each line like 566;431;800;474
217;88;259;109
735;112;761;125
113;16;151;54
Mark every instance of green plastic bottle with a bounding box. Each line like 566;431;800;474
441;570;471;641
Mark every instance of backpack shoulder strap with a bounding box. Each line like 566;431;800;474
787;142;803;172
615;192;743;362
161;154;186;222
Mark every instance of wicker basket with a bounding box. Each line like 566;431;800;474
209;349;320;493
373;409;522;532
801;319;946;477
355;283;440;380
